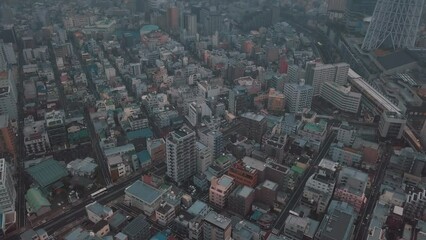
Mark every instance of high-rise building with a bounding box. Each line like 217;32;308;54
240;112;267;144
362;0;425;51
345;0;377;33
305;62;350;96
184;14;197;36
0;158;16;212
209;175;235;209
196;141;212;173
0;115;15;160
167;6;179;33
203;211;232;240
320;82;361;114
284;79;313;113
267;88;285;113
0;40;16;71
198;128;224;160
45;110;67;148
228;86;248;116
228;185;255;217
166;126;196;184
0;70;17;120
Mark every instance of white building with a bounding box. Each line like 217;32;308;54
85;202;113;223
166;126;197;184
23;117;51;157
284;79;313;113
198;128;224;160
305;62;350;96
378;111;406;139
320;82;361;114
336;122;357;146
0;159;16;212
125;180;163;215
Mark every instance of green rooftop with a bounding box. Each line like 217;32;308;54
25;188;51;212
291;165;305;175
26;159;68;188
303;120;327;133
216;155;230;164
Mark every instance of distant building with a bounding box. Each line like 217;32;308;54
198;128;224;160
240;112;267;143
209;175;235;209
267;88;285;113
228;185;255;217
203;211;232;240
229;86;249;116
23;116;51;157
232;219;262;240
196;141;212;173
305;62;349;96
336;122;357;146
284;79;313;113
66;157;98;178
166;126;197;184
45;110;67;149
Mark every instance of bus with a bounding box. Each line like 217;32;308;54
90;187;107;199
289;210;300;217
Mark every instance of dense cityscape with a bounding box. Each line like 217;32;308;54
0;0;425;239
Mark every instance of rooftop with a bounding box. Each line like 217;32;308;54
261;180;278;191
217;175;234;188
316;201;356;240
26;159;68;188
0;114;8;128
86;202;112;218
125;180;163;204
122;215;150;237
25;188;51;212
126;128;153;141
241;112;265;122
187;200;209;216
204;211;231;230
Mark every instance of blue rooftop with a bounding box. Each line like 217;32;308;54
127;128;153;141
86;202;112;218
125;180;162;204
137;150;151;165
187;200;208;216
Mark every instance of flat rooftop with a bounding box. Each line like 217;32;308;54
125;180;162;204
204;211;231;230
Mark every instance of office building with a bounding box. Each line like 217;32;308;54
378;111;406;139
185;14;198;36
0;115;15;160
227;160;258;188
166;126;197;184
305;62;350;96
228;185;255;217
196;141;212;173
334;167;368;211
284;79;313;113
315;200;356;240
362;0;425;51
320;82;361;114
229;86;248;116
209;175;235;209
198;128;224;160
0;40;16;71
203;211;232;240
240;112;267;143
45;111;67;148
0;86;17;120
167;6;179;33
0;158;15;212
128;113;148;130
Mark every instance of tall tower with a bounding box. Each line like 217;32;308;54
362;0;425;51
166;125;197;185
